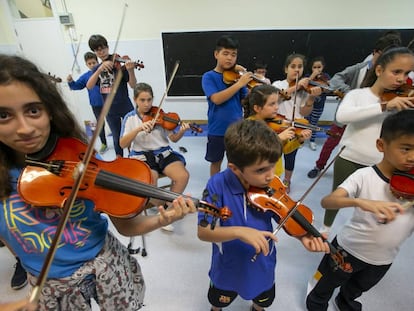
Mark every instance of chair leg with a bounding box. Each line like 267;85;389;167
127;236;141;255
128;176;172;256
141;209;148;257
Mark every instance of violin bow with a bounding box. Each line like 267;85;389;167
111;2;128;62
290;72;299;125
149;60;180;127
271;146;346;237
29;3;129;305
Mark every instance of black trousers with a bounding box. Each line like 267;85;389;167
306;237;391;311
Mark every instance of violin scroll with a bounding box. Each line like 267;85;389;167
390;168;414;201
47;73;62;83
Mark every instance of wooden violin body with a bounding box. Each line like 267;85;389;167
248;177;314;237
381;84;414;102
19;137;152;217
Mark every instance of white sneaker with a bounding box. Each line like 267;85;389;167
309;141;317;151
161;224;174;232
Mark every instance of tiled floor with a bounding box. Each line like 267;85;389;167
1;136;414;310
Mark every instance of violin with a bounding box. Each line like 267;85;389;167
113;53;145;70
18;137;230;225
223;69;266;89
142;106;203;134
308;79;344;99
390;168;414;201
381;84;414;102
248;176;352;272
47;73;62;83
265;114;342;138
288;78;344;99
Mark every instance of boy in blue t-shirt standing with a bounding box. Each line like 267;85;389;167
201;35;251;176
67;52;108;154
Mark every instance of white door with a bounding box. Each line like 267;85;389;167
13;18;90;125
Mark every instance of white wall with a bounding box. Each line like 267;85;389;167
1;0;413;123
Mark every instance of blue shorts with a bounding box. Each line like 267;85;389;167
205;135;225;163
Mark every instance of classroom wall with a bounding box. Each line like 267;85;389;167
1;0;414;124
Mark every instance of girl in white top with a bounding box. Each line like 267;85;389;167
272;53;321;192
120;82;190;234
120;82;190;193
327;47;414;229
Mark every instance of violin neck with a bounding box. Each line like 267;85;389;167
95;169;198;205
291;210;338;254
237;70;266;84
292;120;322;132
308;80;333;92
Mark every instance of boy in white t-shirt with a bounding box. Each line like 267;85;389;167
306;109;414;311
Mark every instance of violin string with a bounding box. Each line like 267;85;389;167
271;146;346;240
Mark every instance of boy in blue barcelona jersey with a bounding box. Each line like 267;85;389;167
198;119;329;311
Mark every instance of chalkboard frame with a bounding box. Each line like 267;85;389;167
162;29;414;96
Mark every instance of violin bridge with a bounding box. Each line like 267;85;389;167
48;160;65;175
72;162;85;179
